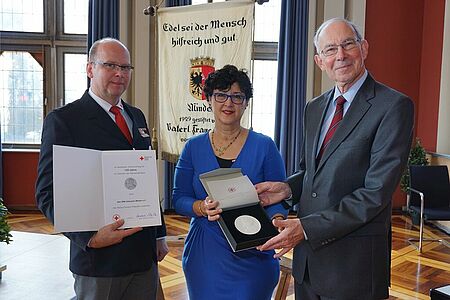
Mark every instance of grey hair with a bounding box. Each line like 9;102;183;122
313;18;363;53
88;37;129;62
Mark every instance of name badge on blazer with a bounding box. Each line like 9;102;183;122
138;127;150;138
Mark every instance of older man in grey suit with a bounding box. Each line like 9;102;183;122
256;18;414;299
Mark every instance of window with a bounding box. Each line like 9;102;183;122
0;0;88;147
0;51;43;144
64;0;89;34
64;53;88;104
0;0;44;32
254;1;281;42
252;1;281;138
252;60;278;138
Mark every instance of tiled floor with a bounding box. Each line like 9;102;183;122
0;231;75;300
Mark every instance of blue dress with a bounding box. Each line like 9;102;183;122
173;130;288;300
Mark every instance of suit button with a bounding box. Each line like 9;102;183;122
312;192;317;198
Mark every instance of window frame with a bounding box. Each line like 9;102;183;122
253;41;278;61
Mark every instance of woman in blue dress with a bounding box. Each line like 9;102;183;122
173;65;288;300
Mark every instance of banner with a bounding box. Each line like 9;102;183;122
157;0;254;162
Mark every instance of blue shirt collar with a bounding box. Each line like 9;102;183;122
333;70;368;104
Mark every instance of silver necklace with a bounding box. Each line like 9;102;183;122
211;128;242;157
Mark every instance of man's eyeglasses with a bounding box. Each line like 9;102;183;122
212;92;246;105
91;61;134;73
320;38;360;57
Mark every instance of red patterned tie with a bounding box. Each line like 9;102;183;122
317;96;346;161
110;106;133;144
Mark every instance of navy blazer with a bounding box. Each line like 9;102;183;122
288;74;414;299
36;90;166;277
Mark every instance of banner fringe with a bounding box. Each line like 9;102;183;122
161;152;179;164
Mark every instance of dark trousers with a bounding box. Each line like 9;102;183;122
73;264;158;300
294;267;388;300
294;267;334;300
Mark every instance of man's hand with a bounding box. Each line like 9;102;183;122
257;218;305;258
156;238;169;262
88;219;142;249
255;182;292;206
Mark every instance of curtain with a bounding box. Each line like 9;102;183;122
163;0;192;210
274;0;309;177
166;0;191;7
0;124;2;199
87;0;120;52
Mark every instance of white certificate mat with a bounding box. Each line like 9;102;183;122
206;175;259;209
53;145;161;232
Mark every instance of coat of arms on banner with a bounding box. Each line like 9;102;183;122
189;57;215;101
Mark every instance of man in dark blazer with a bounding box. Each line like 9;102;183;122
36;38;168;300
256;18;414;299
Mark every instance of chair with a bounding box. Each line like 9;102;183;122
274;256;293;300
407;165;450;252
430;284;450;300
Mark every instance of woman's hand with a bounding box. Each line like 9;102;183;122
204;197;222;221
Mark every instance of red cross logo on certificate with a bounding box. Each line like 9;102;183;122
113;214;121;221
140;156;144;161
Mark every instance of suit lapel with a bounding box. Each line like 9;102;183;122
312;90;334;170
80;92;132;146
316;75;375;171
123;101;152;150
123;102;139;145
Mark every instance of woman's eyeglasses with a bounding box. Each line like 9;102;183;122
212;92;246;105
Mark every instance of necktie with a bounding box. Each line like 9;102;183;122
317;96;346;161
110;106;133;144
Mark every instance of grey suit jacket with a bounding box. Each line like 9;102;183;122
288;74;414;299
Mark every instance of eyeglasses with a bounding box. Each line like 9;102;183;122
212;92;246;105
320;38;360;57
90;61;134;73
